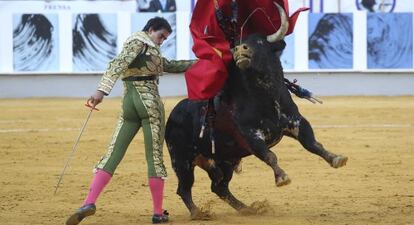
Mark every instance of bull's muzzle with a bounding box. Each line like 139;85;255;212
233;44;253;70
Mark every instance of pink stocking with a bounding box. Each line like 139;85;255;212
83;169;112;206
149;177;165;215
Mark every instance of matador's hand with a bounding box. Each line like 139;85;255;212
87;90;105;109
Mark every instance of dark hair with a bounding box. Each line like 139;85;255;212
142;17;172;33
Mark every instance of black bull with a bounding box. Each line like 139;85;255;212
165;34;348;218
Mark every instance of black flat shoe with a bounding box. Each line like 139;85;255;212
66;204;96;225
152;210;169;224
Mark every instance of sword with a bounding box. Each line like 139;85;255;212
54;103;99;195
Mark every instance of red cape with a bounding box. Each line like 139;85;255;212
185;0;308;100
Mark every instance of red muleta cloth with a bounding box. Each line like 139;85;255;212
185;0;308;100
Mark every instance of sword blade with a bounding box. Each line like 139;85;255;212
54;108;94;195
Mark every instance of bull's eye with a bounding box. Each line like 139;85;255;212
257;40;264;45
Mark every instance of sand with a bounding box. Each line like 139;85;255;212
0;96;413;225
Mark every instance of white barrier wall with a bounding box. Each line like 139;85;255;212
1;71;414;98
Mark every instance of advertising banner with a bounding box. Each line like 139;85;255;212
327;0;414;13
367;13;413;68
0;0;412;73
72;14;118;72
308;13;353;69
13;13;60;72
281;34;295;70
0;0;136;13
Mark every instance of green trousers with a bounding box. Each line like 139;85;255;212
95;80;167;178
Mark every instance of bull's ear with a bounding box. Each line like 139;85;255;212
270;40;286;52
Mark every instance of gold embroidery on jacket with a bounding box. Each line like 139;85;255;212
97;31;195;95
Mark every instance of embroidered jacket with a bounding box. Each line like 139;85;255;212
98;31;194;95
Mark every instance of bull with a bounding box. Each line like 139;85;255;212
165;4;348;219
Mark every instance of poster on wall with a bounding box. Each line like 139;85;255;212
308;13;353;69
367;13;413;69
137;0;177;12
13;14;59;72
189;36;196;60
190;0;196;11
308;0;324;13
355;0;396;12
72;13;117;72
189;12;196;60
281;34;295;70
338;0;414;13
131;13;177;60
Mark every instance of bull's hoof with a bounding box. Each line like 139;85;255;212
239;200;274;216
331;155;348;168
239;207;257;215
190;208;214;221
276;174;291;187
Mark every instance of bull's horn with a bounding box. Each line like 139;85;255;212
266;2;289;43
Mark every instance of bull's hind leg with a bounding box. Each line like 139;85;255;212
174;162;200;217
210;161;248;211
285;117;348;168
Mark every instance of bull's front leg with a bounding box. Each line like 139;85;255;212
243;132;291;187
262;149;291;186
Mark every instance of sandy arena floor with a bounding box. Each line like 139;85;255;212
0;96;413;225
